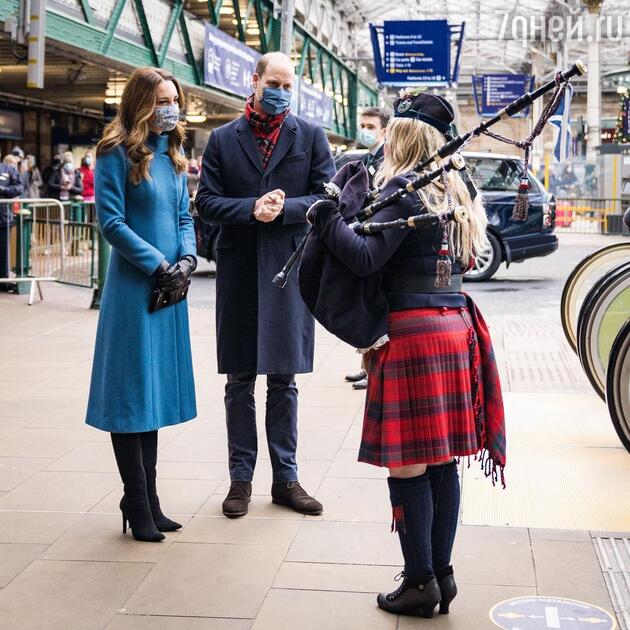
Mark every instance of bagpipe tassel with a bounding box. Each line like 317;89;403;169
512;176;530;222
435;243;452;289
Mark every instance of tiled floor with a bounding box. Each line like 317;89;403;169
1;268;628;629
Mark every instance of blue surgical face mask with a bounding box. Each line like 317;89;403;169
358;128;378;148
259;87;291;116
85;156;93;166
63;162;73;173
153;103;180;132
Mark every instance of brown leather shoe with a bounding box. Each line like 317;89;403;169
222;481;252;518
271;481;323;515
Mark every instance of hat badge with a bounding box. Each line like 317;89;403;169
397;98;413;113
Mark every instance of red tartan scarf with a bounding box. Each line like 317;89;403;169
244;95;289;169
463;293;507;488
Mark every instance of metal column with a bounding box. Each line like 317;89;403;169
585;5;601;161
279;0;295;56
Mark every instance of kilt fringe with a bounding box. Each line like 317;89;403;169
391;505;406;534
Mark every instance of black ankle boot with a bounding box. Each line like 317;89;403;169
377;572;441;618
111;433;164;543
140;431;182;532
436;565;457;614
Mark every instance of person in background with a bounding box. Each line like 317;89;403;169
195;51;335;519
47;151;83;201
187;157;200;198
344;106;390;391
26;155;43;199
42;154;61;197
0;149;23;293
79;150;95;202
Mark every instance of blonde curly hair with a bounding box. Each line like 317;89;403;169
374;117;488;264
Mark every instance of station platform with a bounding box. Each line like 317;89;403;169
0;233;629;629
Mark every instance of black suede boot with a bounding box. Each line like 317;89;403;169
428;460;460;613
111;433;164;542
140;431;182;532
377;473;438;617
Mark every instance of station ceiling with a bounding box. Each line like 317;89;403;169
341;0;629;92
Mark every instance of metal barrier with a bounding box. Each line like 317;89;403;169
1;198;66;305
554;198;629;235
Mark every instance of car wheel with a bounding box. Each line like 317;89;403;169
465;232;502;282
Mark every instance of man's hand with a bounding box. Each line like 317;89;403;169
253;189;285;222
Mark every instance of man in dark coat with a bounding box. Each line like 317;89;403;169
0;151;23;292
195;51;335;518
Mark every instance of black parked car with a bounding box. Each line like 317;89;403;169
463;152;557;281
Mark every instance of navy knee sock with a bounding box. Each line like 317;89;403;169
427;460;460;573
387;473;434;580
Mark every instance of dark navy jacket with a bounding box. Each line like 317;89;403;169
0;163;23;225
195;112;335;374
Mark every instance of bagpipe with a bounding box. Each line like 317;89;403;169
273;59;586;291
276;60;587;349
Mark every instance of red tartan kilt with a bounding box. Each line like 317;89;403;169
359;307;483;468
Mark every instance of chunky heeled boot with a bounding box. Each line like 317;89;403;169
140;431;182;532
111;433;164;543
377;572;441;618
436;565;457;614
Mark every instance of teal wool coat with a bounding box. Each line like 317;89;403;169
86;133;197;433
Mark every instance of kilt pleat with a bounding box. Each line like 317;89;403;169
359;307;482;468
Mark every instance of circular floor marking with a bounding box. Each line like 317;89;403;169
489;596;617;629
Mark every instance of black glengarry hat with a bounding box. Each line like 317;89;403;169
393;87;454;135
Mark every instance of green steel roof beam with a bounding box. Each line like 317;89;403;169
232;0;247;43
79;0;95;25
179;11;202;85
253;0;267;53
158;0;184;67
297;35;309;79
101;0;127;56
133;0;158;65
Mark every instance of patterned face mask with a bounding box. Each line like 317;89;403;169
153;103;179;132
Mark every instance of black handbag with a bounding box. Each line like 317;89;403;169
149;280;191;314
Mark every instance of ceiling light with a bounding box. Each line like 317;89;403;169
219;6;234;14
104;97;121;105
186;114;207;123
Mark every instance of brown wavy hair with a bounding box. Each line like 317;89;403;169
97;67;188;185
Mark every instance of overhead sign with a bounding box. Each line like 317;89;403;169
473;74;535;117
203;23;260;98
374;20;451;86
490;596;617;629
297;80;333;129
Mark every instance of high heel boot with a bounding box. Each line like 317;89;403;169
111;433;164;542
140;431;181;532
377;572;441;618
436;565;457;614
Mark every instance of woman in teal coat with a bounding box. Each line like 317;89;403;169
86;67;197;542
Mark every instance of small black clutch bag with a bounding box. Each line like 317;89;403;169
149;280;191;314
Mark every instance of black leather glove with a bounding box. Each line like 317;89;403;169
308;199;339;238
155;255;197;292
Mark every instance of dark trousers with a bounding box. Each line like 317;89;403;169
225;372;298;483
0;224;9;279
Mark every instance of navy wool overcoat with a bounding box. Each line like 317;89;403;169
195;113;335;375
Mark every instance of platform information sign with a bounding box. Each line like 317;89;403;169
297;80;333;128
473;73;533;117
490;596;617;629
204;23;260;98
382;20;451;85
